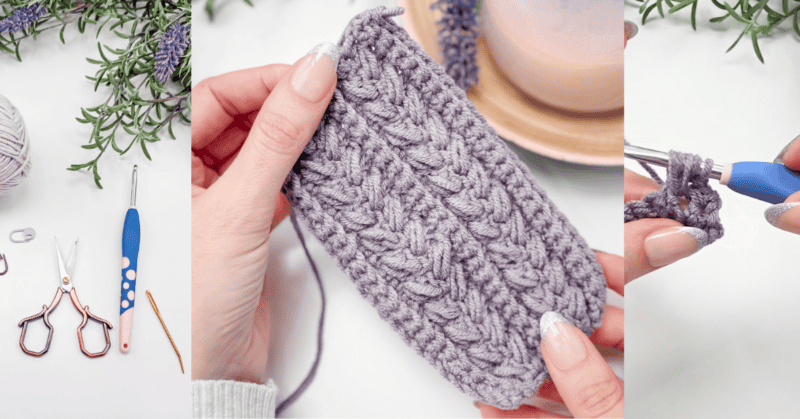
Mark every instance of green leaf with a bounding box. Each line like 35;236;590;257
92;163;103;189
643;3;659;23
140;136;152;160
751;31;765;63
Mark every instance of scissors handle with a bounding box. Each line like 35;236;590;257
69;289;113;358
18;289;62;357
120;207;140;353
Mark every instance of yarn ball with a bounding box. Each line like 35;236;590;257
286;7;606;409
0;93;32;196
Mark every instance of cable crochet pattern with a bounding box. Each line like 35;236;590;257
625;150;724;244
285;7;606;409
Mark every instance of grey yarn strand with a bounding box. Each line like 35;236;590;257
274;211;326;417
285;7;605;410
625;150;724;244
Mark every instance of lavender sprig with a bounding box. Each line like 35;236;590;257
0;3;47;34
154;21;190;84
431;0;481;91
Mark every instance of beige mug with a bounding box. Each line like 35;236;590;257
481;0;624;112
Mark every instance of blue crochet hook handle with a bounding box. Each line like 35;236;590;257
625;145;800;205
721;162;800;205
120;166;140;353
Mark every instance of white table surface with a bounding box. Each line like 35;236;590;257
194;0;623;417
625;2;800;418
0;22;191;418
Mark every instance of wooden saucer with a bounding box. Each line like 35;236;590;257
397;0;623;166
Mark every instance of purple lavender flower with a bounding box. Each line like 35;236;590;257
154;22;191;84
431;0;480;91
0;3;48;35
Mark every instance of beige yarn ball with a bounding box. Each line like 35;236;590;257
0;93;32;196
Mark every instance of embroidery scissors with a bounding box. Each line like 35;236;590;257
625;144;800;204
18;237;113;358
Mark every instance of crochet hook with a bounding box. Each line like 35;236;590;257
120;165;140;353
625;144;800;205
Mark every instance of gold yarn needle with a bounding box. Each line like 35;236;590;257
146;290;184;374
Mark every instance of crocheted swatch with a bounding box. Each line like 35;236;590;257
625;150;724;244
286;7;606;409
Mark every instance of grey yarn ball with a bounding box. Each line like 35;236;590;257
0;93;32;196
286;7;606;410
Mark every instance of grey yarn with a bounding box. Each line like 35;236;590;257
285;7;606;409
625;150;724;244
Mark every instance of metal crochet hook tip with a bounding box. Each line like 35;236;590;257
624;144;725;180
130;165;138;208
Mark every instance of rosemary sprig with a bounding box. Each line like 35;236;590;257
203;0;252;21
633;0;800;63
0;1;191;189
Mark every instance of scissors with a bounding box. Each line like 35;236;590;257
18;238;113;358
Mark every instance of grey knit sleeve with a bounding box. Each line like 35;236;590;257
192;380;277;419
284;6;606;410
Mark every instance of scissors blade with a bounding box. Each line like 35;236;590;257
54;237;70;283
66;238;78;277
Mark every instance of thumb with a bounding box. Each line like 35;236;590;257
211;42;339;224
540;312;624;418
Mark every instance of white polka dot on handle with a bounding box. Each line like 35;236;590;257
122;257;130;269
121;300;129;309
126;269;136;280
128;290;135;301
123;281;129;290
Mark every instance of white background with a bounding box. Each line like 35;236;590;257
625;2;800;418
0;20;191;419
194;0;622;417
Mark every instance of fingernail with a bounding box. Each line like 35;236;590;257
644;226;707;268
765;202;800;233
774;136;800;165
540;311;588;371
291;42;339;103
624;21;638;41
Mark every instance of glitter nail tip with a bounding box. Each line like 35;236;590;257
765;202;800;227
540;311;569;339
680;226;710;249
309;42;340;71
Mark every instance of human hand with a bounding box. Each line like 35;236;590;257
476;251;624;418
766;135;800;235
190;43;338;382
623;168;708;283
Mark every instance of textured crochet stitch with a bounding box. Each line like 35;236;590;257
625;150;724;244
285;7;606;409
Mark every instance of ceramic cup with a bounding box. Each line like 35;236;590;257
481;0;623;112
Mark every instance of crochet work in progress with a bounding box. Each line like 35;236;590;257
625;150;724;245
285;7;606;409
